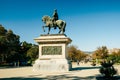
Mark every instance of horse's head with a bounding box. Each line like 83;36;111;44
42;15;51;23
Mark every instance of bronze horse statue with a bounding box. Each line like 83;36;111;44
42;15;66;34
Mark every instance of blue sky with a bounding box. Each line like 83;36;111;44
0;0;120;51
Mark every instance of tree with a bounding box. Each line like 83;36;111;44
67;45;77;61
0;25;38;65
108;49;120;63
75;50;87;61
67;45;87;61
27;45;39;61
92;46;108;60
0;25;7;62
19;41;33;62
0;24;7;36
0;25;21;63
5;30;21;63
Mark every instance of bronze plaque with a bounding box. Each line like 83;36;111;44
42;46;62;55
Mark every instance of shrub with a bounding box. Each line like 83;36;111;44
99;60;117;78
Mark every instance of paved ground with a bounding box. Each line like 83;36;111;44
0;63;120;80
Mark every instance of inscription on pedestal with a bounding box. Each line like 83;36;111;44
42;46;62;55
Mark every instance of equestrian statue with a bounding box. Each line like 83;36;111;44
42;9;66;34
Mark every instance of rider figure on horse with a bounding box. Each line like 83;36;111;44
52;9;59;29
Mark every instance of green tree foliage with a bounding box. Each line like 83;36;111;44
19;41;32;61
0;25;21;63
6;30;21;61
67;45;87;61
0;25;38;65
27;45;39;61
108;50;120;63
0;25;8;62
0;24;7;35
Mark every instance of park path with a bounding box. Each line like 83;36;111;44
0;63;120;80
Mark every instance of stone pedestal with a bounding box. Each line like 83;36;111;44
33;34;72;72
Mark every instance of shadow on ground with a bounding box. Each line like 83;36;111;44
71;66;101;71
96;76;120;80
1;74;120;80
0;75;97;80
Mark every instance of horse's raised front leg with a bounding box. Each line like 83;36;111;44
58;27;61;34
58;30;61;34
58;27;64;34
48;27;51;34
42;26;45;32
